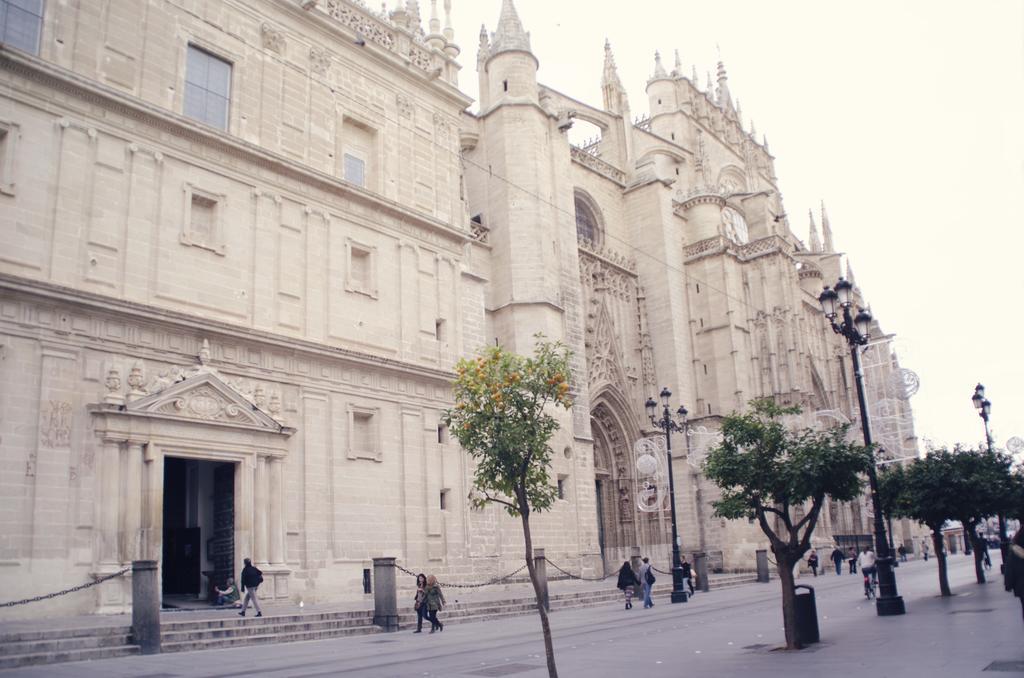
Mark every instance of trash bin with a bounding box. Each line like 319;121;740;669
794;584;819;645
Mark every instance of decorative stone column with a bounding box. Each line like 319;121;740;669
99;438;122;564
254;455;268;565
121;441;145;562
268;457;284;565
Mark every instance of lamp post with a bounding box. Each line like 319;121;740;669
818;278;906;616
645;387;689;603
973;383;1008;569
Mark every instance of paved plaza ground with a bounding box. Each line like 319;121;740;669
1;555;1021;677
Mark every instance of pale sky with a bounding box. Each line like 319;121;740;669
443;0;1024;454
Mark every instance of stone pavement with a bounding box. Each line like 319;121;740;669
1;555;1020;677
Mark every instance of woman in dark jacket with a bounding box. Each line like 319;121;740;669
616;561;639;609
413;573;428;633
1004;528;1024;623
425;574;446;633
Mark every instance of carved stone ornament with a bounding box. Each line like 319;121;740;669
310;46;331;76
396;93;414;119
126;372;286;431
40;400;72;448
261;23;286;53
104;365;124;405
127;361;147;402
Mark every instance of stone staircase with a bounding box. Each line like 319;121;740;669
0;572;762;669
0;625;139;670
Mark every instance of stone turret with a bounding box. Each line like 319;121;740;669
647;51;675;116
481;0;538;108
716;60;735;113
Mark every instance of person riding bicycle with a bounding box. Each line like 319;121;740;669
857;546;878;585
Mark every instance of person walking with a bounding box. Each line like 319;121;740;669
413;573;428;632
831;546;845;576
807;550;819;577
639;557;655;609
848;547;858;574
238;557;263;617
425;574;446;633
1004;528;1024;623
680;556;695;595
923;542;930;561
897;544;908;562
616;561;639;609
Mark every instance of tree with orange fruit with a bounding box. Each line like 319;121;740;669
443;336;572;678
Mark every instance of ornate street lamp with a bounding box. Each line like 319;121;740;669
973;383;1008;568
645;387;689;603
818;278;906;616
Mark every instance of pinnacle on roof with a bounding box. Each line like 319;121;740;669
821;200;835;252
477;23;489;65
691;64;698;83
705;71;714;97
653;51;668;79
490;0;532;56
602;39;622;88
808;209;823;253
716;59;734;111
846;259;857;287
673;49;682;76
428;0;440;35
443;0;454;42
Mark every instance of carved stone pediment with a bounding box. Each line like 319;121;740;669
126;371;285;432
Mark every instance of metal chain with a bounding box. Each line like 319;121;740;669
395;562;529;589
0;567;130;608
652;566;673;575
545;559;622;582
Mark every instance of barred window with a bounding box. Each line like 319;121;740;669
574;195;601;244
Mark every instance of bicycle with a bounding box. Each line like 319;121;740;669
862;567;877;600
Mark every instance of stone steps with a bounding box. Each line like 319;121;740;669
0;643;140;670
0;571;763;667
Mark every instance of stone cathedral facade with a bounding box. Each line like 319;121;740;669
0;0;918;617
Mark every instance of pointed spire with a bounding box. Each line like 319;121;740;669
691;64;698;83
673;49;682;76
602;39;629;113
490;0;531;56
846;259;857;287
736;98;743;126
750;119;757;137
762;134;770;151
406;0;422;31
716;59;734;110
705;71;714;98
477;23;490;65
653;50;668;78
443;0;454;42
821;200;835;252
808;209;822;253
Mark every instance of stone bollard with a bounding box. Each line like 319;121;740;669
131;560;161;655
694;552;710;592
372;557;399;631
534;548;550;612
756;549;770;583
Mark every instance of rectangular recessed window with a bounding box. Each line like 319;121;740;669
557;475;568;500
0;121;16;195
343;153;365;187
350;247;370;288
184;45;231;130
346;404;381;462
190;194;216;248
439;489;449;511
437;424;446;444
0;0;43;55
352;411;373;451
435;319;446;342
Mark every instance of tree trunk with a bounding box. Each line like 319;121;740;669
966;524;986;584
519;495;558;678
775;548;801;650
932;529;951;596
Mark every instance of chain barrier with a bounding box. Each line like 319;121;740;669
545;559;622;582
395;562;528;589
0;567;130;608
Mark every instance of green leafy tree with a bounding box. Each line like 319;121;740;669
443;338;572;678
888;449;963;595
949;447;1014;583
703;399;872;650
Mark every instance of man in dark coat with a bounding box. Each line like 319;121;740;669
830;546;845;576
239;557;263;617
1004;528;1024;623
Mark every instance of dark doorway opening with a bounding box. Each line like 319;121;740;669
162;457;235;604
595;478;607;571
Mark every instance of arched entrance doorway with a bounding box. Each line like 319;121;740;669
590;390;668;571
